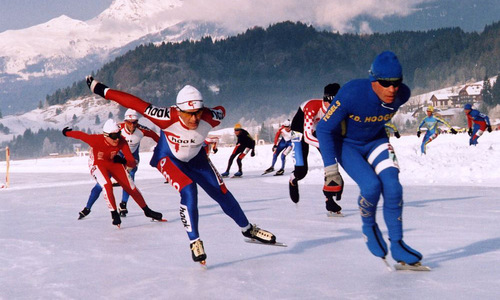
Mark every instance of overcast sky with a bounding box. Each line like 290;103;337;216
0;0;498;34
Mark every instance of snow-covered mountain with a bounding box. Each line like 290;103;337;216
0;0;234;115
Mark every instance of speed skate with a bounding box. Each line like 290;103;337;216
244;238;288;247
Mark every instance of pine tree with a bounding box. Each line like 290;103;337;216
481;76;494;107
95;115;101;125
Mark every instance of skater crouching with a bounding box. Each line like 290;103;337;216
63;119;163;227
85;76;277;265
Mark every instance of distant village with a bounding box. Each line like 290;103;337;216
398;77;499;133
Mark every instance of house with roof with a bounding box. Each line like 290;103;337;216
429;84;483;109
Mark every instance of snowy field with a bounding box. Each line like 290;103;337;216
1;132;499;299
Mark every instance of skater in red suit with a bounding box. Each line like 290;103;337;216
62;119;163;227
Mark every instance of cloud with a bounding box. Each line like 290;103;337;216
153;0;433;33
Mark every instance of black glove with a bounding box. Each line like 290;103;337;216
394;131;401;139
113;155;127;165
487;125;492;133
272;145;277;152
86;75;109;98
416;131;421;138
468;128;473;136
212;148;218;154
323;164;344;201
251;150;255;157
62;127;72;136
450;128;457;134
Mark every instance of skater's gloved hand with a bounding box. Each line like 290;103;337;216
416;131;421;138
323;164;344;201
450;128;457;134
113;155;127;165
62;127;72;136
394;131;401;138
272;145;277;152
487;125;492;133
86;75;109;98
468;127;473;136
251;149;255;157
213;147;218;153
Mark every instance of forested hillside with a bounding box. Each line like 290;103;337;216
46;21;500;125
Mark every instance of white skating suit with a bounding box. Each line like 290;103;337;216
104;89;251;241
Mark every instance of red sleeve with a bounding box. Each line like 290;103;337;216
273;127;284;145
139;125;160;143
201;106;225;128
466;114;472;128
119;138;137;169
106;89;173;129
65;130;95;145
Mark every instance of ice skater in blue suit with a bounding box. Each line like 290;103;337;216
316;51;424;265
417;105;457;154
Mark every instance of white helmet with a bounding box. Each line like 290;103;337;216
283;119;291;127
176;85;203;111
124;109;139;121
102;119;120;134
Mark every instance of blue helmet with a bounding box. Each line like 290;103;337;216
464;103;472;110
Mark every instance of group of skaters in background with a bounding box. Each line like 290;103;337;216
60;50;493;268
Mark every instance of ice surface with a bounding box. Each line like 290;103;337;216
1;132;499;299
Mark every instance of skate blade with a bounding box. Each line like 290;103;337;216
151;218;168;222
199;260;207;269
394;262;431;271
244;238;288;247
326;211;344;217
115;224;121;229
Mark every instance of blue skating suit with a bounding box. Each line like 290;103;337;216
417;115;452;154
317;79;422;264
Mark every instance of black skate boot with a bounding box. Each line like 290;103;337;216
275;169;284;176
263;167;274;175
111;210;121;227
190;239;207;262
78;207;91;220
143;205;163;221
289;178;299;203
242;224;276;244
325;198;343;217
119;202;128;217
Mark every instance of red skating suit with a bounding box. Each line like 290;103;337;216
65;131;146;211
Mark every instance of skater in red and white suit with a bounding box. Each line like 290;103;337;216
62;119;163;227
85;76;277;264
288;83;341;213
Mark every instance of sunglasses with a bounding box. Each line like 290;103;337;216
105;132;121;140
377;79;402;88
179;108;203;116
125;120;138;125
